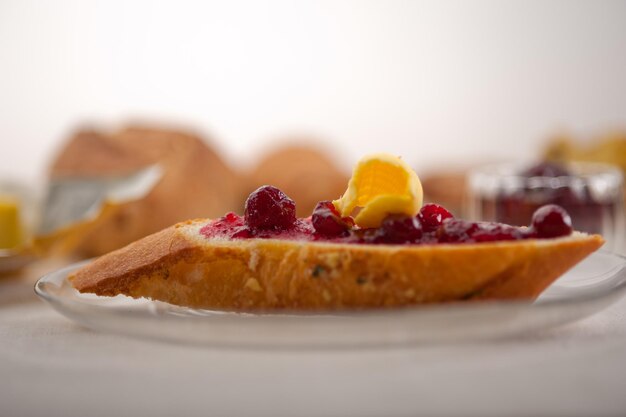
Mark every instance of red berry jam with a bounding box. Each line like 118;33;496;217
200;211;314;241
438;219;477;243
201;187;575;245
439;219;530;243
374;214;423;244
471;223;529;242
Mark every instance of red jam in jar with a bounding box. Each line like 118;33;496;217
469;161;624;251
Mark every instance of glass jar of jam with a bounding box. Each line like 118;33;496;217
468;161;624;253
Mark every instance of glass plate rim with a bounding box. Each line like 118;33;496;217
34;250;626;321
32;251;626;348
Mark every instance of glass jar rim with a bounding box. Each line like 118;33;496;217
468;161;624;200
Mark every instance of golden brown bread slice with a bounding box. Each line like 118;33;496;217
69;219;604;311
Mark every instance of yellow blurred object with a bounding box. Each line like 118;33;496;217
0;196;22;249
333;153;423;228
544;132;626;171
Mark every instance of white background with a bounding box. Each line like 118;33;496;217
1;0;626;182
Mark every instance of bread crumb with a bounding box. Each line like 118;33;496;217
186;266;203;283
245;278;262;292
322;289;332;302
248;250;259;271
319;253;341;268
404;288;416;298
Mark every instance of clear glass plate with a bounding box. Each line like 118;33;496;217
0;248;37;274
35;251;626;348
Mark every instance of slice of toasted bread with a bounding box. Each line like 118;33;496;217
68;219;604;311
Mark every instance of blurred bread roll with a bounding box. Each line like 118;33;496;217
420;171;467;217
49;125;243;257
247;143;348;217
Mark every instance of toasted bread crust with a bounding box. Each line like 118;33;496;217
69;220;604;310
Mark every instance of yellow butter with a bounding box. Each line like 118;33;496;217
0;196;22;249
333;153;423;228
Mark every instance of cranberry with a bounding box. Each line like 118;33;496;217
200;212;246;239
521;161;570;177
244;185;297;231
530;204;573;238
418;204;454;233
373;214;423;244
312;201;353;237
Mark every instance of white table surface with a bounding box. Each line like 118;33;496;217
2;259;626;417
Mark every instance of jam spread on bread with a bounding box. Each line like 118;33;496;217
200;185;573;244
